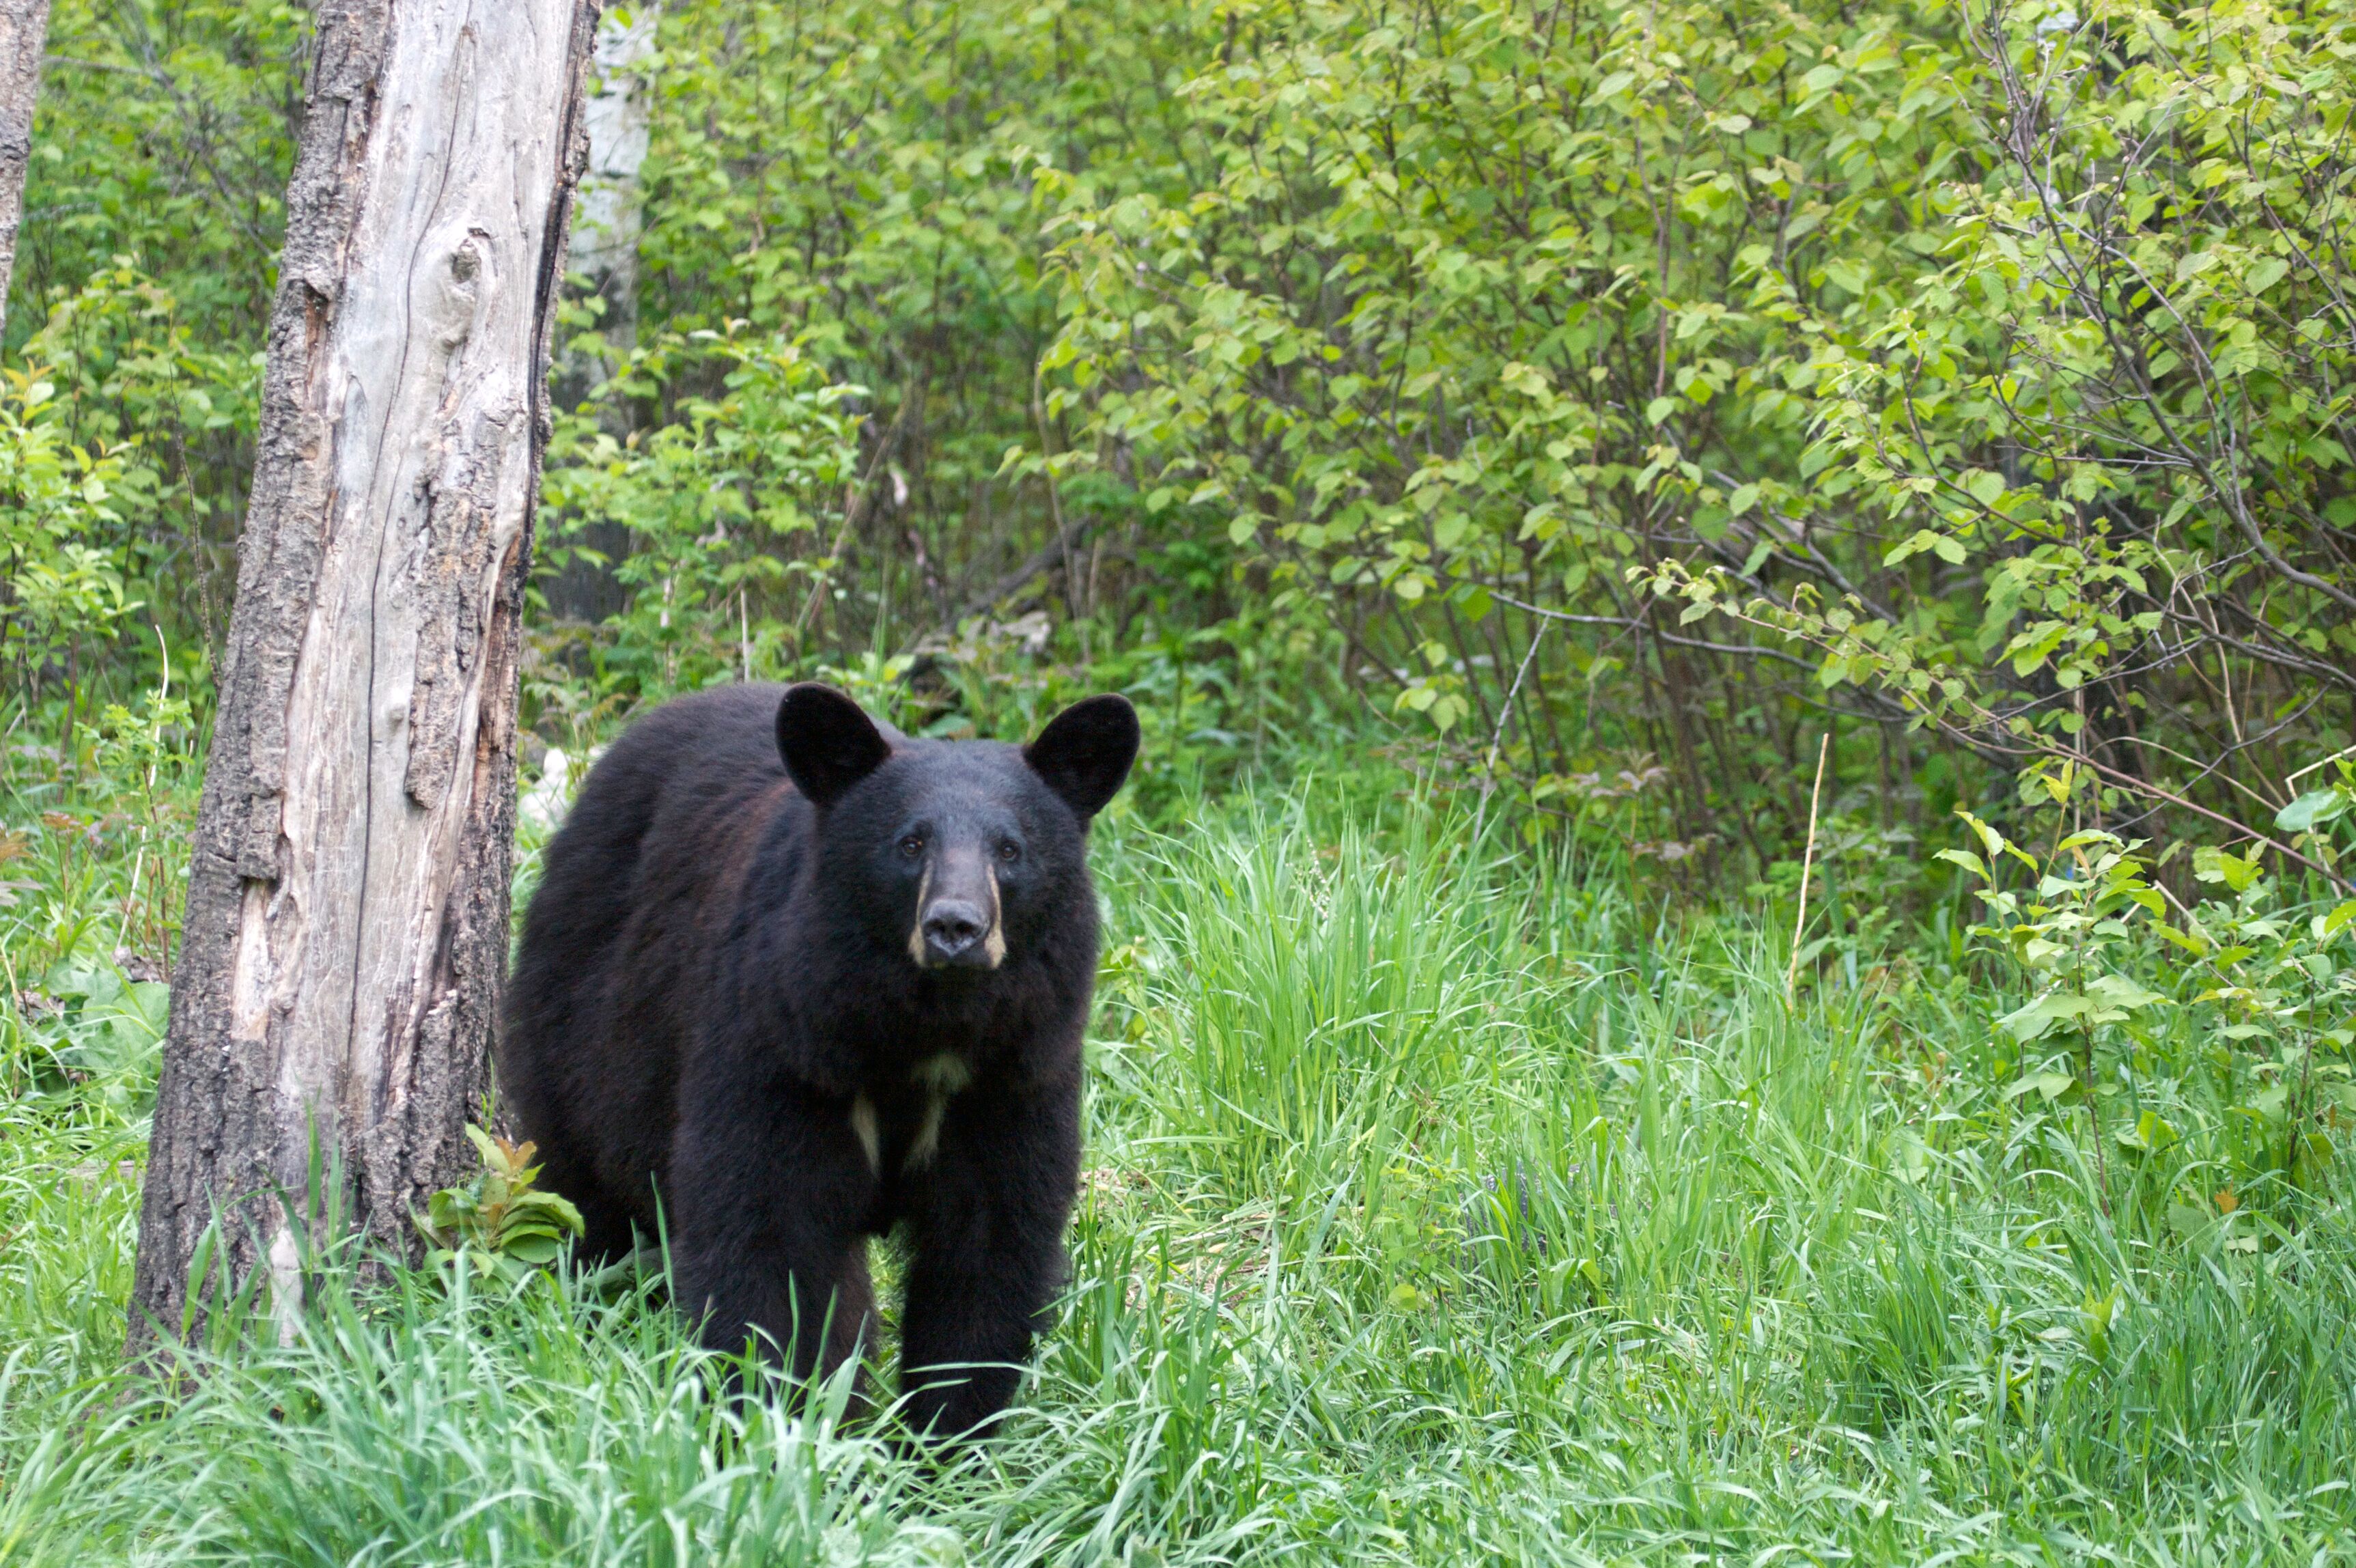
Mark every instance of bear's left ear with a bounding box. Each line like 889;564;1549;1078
777;683;893;807
1024;694;1140;822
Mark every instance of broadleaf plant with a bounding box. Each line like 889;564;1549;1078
1941;766;2173;1206
415;1124;586;1285
2168;852;2356;1191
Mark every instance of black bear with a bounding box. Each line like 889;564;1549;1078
501;682;1138;1441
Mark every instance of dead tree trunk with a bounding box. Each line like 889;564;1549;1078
564;0;658;387
128;0;599;1353
0;0;50;337
543;0;657;623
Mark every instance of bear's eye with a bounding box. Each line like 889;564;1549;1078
898;833;925;859
996;840;1021;864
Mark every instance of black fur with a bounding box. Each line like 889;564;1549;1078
501;682;1138;1441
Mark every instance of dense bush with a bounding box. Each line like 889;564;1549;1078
1042;0;2353;866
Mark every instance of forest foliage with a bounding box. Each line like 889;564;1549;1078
1;3;2355;1558
0;0;2344;1251
0;0;2347;892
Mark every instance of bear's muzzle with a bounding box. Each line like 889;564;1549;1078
910;851;1005;969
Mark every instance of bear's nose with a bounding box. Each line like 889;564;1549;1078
921;899;991;965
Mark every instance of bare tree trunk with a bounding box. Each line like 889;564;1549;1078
0;0;49;338
570;0;656;367
128;0;599;1354
544;0;658;624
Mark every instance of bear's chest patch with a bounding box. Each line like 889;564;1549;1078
849;1052;976;1178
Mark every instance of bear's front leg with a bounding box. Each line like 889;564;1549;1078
899;1067;1081;1443
671;1075;878;1382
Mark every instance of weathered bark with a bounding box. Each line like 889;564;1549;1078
128;0;599;1353
543;0;657;623
0;0;49;337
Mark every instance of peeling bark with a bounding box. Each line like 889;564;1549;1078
0;0;49;336
128;0;600;1354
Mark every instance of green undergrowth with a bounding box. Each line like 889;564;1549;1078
3;772;2354;1565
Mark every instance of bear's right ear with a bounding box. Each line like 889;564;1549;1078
776;684;893;807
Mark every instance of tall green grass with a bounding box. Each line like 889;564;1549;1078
2;776;2352;1563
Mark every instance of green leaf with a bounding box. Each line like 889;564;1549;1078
2000;992;2096;1041
2002;1071;2080;1103
2114;1109;2177;1152
2084;973;2167;1011
2276;789;2348;832
512;1192;586;1234
2193;845;2263;892
1935;848;1989;880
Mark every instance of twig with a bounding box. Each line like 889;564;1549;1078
43;55;167;81
794;393;916;641
1030;362;1078;621
1483;619;1550;780
1470;618;1549;843
2286;743;2355;793
2071;752;2350;894
1484;589;1821;671
949;520;1100;627
1787;732;1829;1001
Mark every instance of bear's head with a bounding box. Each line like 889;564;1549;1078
775;683;1139;972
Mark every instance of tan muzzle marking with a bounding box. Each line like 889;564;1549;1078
982;863;1007;968
906;863;932;967
908;855;1005;970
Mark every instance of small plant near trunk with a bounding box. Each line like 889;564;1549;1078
415;1125;585;1285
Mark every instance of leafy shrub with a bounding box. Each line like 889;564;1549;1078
18;947;170;1121
415;1125;587;1285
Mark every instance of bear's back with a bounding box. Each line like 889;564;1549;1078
515;685;790;994
501;684;813;1248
